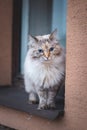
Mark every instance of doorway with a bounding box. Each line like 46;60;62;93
21;0;66;74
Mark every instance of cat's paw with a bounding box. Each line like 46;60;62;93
28;92;38;104
28;100;38;104
37;104;48;110
47;103;56;109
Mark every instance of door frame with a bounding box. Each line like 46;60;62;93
12;0;22;84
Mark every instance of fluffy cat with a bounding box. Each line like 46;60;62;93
24;29;65;110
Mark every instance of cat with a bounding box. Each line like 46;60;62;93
24;29;65;110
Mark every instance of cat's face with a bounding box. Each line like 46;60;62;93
28;29;62;63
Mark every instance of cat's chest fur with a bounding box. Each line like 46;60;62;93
24;55;64;89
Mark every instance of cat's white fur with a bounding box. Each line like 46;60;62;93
24;35;65;93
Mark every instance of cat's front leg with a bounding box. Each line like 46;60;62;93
28;92;38;104
37;89;48;110
24;76;38;104
47;89;57;109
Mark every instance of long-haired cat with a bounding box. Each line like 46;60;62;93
24;29;65;110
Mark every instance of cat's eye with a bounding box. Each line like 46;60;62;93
49;47;54;51
38;49;43;53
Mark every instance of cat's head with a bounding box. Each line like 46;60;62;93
28;29;63;63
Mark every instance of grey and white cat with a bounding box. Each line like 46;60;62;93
24;29;65;110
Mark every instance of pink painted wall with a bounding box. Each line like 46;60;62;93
0;0;12;85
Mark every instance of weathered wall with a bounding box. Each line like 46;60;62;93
65;0;87;129
0;0;87;130
0;0;12;85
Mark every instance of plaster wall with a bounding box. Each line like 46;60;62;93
0;0;12;85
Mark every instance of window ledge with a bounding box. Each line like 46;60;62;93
0;86;64;120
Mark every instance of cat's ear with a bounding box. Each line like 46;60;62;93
28;35;38;48
29;35;38;43
49;29;57;41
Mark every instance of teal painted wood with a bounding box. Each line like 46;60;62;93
29;0;52;35
21;0;29;74
52;0;67;46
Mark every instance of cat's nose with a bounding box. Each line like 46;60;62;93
44;51;50;59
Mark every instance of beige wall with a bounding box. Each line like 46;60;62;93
65;0;87;129
0;0;87;130
0;0;12;85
